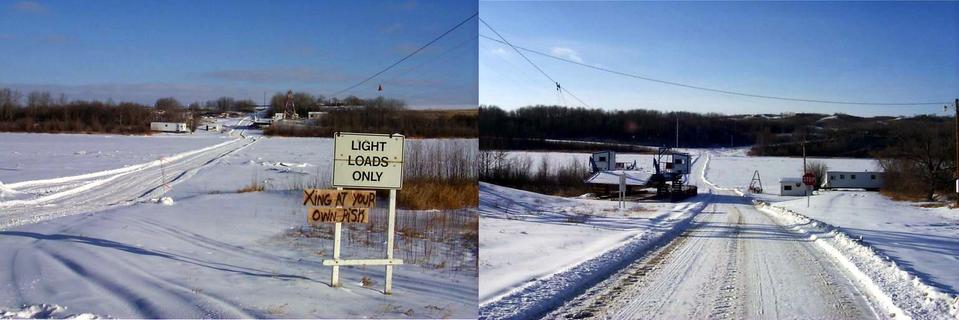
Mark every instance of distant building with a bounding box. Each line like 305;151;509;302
150;122;188;133
779;177;808;196
199;123;221;132
590;151;616;172
308;111;328;120
822;171;883;191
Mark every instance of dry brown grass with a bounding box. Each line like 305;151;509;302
237;179;265;193
398;180;478;210
880;189;929;202
360;276;375;288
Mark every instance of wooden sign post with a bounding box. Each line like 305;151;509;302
310;132;404;295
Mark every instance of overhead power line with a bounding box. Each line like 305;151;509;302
480;34;949;106
329;12;477;98
480;18;591;108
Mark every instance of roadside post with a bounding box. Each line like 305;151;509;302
304;132;405;294
619;172;626;209
802;139;809;208
803;172;815;208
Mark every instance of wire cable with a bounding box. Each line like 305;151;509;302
480;34;949;106
328;12;478;98
481;18;592;108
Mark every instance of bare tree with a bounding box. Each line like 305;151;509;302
806;160;828;190
879;120;955;200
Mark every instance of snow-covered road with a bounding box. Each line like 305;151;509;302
548;187;883;319
479;151;945;320
0;137;256;230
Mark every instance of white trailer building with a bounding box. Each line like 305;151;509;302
307;111;327;120
779;177;808;196
822;171;883;191
150;122;188;133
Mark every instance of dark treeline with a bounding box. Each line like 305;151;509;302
480;105;950;158
0;88;264;134
481;105;784;150
0;88;154;134
265;94;477;138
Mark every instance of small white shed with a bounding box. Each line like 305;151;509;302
150;122;188;133
590;151;616;172
779;177;808;196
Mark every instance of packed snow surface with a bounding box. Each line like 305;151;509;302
0;130;478;318
479;183;694;303
0;132;231;183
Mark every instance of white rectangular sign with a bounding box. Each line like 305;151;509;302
332;132;404;190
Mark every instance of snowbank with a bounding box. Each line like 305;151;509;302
0;304;102;319
756;201;958;320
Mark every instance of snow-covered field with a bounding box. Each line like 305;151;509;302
0;128;478;318
0;132;233;183
704;153;880;195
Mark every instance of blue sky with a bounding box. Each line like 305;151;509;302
479;1;959;116
0;0;477;108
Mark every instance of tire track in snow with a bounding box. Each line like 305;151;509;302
0;138;256;230
25;228;261;318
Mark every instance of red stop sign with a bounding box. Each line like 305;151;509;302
802;173;816;186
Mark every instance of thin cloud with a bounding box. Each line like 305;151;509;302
13;1;48;14
489;47;509;57
382;22;403;34
550;47;583;63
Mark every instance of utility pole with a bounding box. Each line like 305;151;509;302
803;139;809;208
954;98;958;208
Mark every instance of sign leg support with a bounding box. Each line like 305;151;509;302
332;222;341;287
385;189;397;295
332;187;343;288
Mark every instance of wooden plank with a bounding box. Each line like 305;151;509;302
302;189;376;208
307;207;370;224
323;259;404;266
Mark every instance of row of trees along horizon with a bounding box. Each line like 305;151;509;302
479;105;957;202
0;88;476;138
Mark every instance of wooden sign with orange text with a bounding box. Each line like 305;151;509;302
302;189;376;208
303;189;375;224
307;207;369;224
